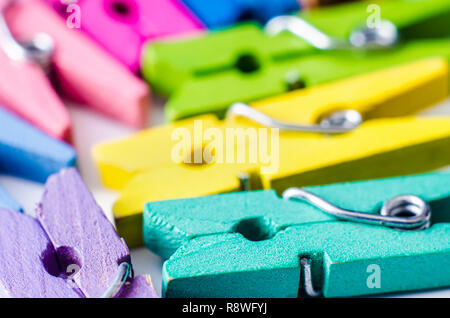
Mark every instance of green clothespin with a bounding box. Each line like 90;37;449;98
142;0;450;122
144;172;450;297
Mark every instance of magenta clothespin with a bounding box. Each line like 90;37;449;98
0;168;158;298
45;0;205;73
0;4;71;141
5;0;151;128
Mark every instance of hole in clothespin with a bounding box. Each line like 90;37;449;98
106;0;137;22
236;10;256;23
41;244;83;280
285;70;306;91
112;1;130;16
232;217;277;242
235;53;261;74
54;2;70;19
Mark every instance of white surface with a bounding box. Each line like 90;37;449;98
2;96;450;298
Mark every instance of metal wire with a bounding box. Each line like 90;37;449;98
265;15;398;50
300;257;322;297
283;188;431;230
0;3;54;68
227;102;362;134
101;262;133;298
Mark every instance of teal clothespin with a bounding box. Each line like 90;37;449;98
142;0;450;121
144;172;450;297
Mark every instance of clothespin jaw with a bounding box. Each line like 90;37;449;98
0;207;80;298
0;185;22;212
180;0;300;29
0;107;76;183
95;58;450;246
0;168;158;298
143;172;450;297
142;0;450;122
44;0;205;73
5;0;150;128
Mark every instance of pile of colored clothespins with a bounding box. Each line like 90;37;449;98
1;0;450;298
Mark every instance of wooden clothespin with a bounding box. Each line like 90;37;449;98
0;107;76;183
144;172;450;297
43;0;205;73
179;0;300;29
93;58;450;246
142;0;450;121
0;2;70;140
0;168;158;298
4;0;150;129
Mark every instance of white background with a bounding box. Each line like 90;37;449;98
2;95;450;298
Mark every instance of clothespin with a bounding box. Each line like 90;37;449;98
143;172;450;297
93;58;450;246
0;107;76;183
0;168;158;298
0;2;71;140
4;0;150;128
142;0;450;121
0;185;21;212
44;0;205;73
179;0;300;29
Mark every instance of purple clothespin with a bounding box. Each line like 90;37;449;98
0;168;158;298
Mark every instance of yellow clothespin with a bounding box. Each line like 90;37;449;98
93;58;450;246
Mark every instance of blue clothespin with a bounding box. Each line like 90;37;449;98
0;107;76;183
181;0;300;28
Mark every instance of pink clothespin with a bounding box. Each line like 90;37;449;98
0;168;159;298
5;0;151;128
45;0;205;73
0;3;71;141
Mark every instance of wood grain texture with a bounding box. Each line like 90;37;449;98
37;168;130;297
0;168;158;297
0;208;81;297
37;168;158;297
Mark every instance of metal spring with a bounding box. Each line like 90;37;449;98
283;188;431;231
